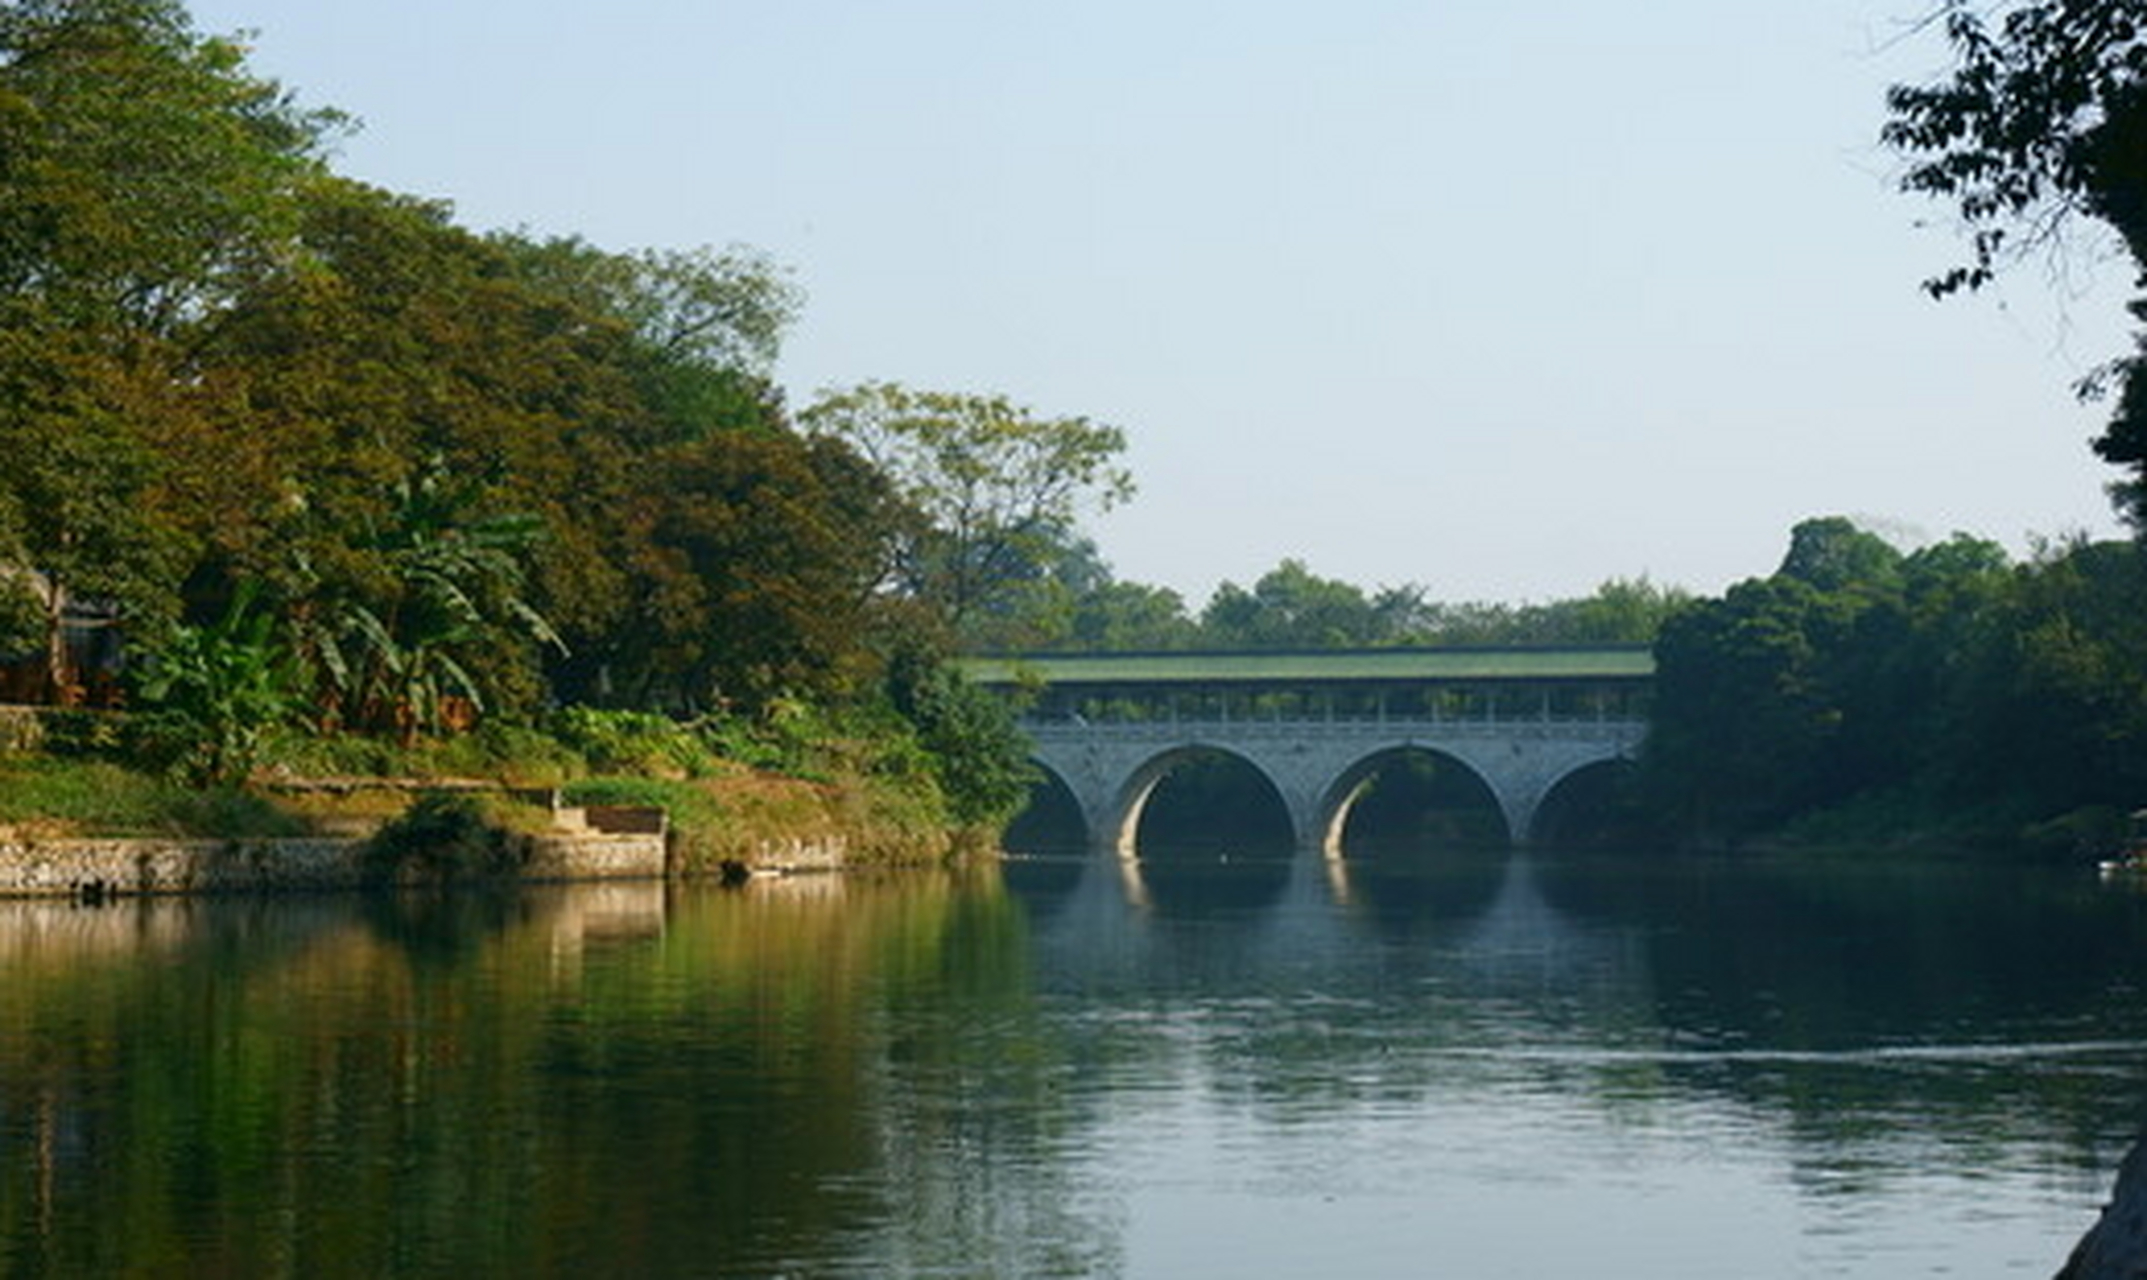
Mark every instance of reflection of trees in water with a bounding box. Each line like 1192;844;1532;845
1533;859;2147;1050
1521;857;2147;1153
359;885;525;967
7;862;2145;1274
0;877;1119;1279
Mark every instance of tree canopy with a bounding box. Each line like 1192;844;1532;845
1643;516;2147;852
800;381;1133;644
0;0;1044;834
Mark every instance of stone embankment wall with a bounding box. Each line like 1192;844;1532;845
0;829;670;899
0;836;369;897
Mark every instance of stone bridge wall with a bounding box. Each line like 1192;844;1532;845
1023;717;1646;855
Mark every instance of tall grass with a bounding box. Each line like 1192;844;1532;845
0;757;309;837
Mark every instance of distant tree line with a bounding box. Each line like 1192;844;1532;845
955;535;1690;653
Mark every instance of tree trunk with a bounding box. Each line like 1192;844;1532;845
34;573;72;706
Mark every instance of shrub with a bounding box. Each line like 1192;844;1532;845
362;792;525;885
550;707;713;776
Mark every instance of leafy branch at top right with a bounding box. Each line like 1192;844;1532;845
1885;0;2147;524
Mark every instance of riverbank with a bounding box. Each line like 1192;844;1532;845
0;712;996;897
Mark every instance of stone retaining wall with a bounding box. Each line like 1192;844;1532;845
749;836;848;874
523;832;667;881
0;831;670;898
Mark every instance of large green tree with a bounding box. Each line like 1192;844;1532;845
1643;514;2147;850
596;430;904;712
799;381;1133;644
497;234;801;443
0;0;334;699
194;178;650;722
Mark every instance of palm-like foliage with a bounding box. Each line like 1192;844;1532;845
300;458;563;744
130;581;296;785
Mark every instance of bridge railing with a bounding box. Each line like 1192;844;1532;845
1019;716;1649;745
1018;684;1649;728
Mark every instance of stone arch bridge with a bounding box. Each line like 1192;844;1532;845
961;647;1652;857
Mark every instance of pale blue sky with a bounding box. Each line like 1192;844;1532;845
191;0;2133;605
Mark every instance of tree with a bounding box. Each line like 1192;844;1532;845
1645;574;1859;839
1065;579;1198;651
884;646;1035;831
302;457;564;744
799;381;1133;641
0;0;339;332
1777;516;1905;596
1945;537;2147;817
197;178;656;690
130;581;295;784
1200;559;1386;649
597;430;903;713
0;0;335;700
1538;577;1693;644
1885;0;2147;523
496;235;801;442
0;329;189;699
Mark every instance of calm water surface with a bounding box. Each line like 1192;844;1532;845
1;851;2144;1278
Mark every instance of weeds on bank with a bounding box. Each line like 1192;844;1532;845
2;705;969;862
0;757;308;837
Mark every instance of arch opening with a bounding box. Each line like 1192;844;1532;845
1117;746;1294;864
1116;746;1294;912
1528;758;1660;850
1002;763;1089;856
1321;747;1508;863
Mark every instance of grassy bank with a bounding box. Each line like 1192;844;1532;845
0;706;997;869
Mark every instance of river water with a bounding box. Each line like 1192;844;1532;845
0;850;2143;1278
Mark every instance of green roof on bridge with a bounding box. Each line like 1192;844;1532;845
958;646;1654;686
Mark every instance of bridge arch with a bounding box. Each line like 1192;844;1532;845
1314;746;1510;859
1108;744;1295;860
1526;757;1651;848
1004;758;1091;854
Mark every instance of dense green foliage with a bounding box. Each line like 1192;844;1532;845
800;381;1135;649
0;0;1048;839
1644;517;2147;853
127;581;295;784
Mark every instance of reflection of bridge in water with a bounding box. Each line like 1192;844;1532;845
1002;851;1655;1023
963;648;1653;856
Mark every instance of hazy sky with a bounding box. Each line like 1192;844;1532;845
190;0;2135;607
